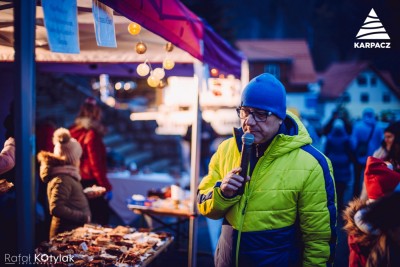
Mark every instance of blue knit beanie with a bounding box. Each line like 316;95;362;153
241;73;287;120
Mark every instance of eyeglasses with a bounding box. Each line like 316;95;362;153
236;107;273;122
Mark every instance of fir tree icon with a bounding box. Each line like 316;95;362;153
356;8;390;40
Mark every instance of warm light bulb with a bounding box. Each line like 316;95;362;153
135;42;147;54
147;75;160;87
115;82;123;90
124;83;131;90
128;22;141;35
152;68;165;79
165;42;174;52
210;68;219;77
137;63;150;76
163;58;175;70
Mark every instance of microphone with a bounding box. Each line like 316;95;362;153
237;132;254;195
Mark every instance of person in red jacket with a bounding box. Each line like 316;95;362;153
69;97;112;225
343;156;400;267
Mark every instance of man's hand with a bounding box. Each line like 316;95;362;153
220;167;250;198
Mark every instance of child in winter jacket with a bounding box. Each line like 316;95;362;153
38;128;91;239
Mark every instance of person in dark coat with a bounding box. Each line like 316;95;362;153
322;107;352;136
184;117;218;176
324;118;355;211
38;128;91;239
351;108;383;197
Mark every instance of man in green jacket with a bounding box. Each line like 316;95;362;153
197;73;337;267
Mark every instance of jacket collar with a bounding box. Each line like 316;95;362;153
233;111;312;159
37;151;81;183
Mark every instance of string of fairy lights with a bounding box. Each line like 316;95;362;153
128;22;176;88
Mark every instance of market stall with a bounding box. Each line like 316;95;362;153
0;1;244;266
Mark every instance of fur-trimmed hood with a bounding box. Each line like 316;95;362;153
343;198;379;248
343;196;400;267
74;117;105;136
37;151;81;183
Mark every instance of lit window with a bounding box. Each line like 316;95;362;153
360;93;369;103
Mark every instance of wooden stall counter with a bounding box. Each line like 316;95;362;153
127;197;197;249
35;224;173;267
107;171;190;224
128;198;195;218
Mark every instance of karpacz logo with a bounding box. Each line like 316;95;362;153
354;8;391;49
354;42;390;48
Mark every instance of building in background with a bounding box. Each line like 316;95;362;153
319;61;400;124
236;39;320;118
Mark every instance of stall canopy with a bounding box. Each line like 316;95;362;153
0;0;244;77
100;0;244;77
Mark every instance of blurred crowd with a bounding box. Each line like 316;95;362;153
319;106;400;266
319;107;399;208
203;102;400;266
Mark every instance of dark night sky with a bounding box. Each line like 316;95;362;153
183;0;400;84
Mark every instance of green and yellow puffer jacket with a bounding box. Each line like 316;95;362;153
197;112;337;267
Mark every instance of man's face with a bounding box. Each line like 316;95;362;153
239;107;282;144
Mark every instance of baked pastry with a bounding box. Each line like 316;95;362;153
83;185;106;199
36;224;172;266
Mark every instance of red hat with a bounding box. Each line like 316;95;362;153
364;156;400;200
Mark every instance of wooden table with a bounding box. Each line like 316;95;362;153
128;203;196;244
107;171;189;224
141;237;174;267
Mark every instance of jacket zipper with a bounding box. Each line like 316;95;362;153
242;199;248;215
256;144;259;158
236;196;249;267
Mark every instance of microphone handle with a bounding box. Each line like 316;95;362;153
237;144;252;195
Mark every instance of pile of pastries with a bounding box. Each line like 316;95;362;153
35;224;172;266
